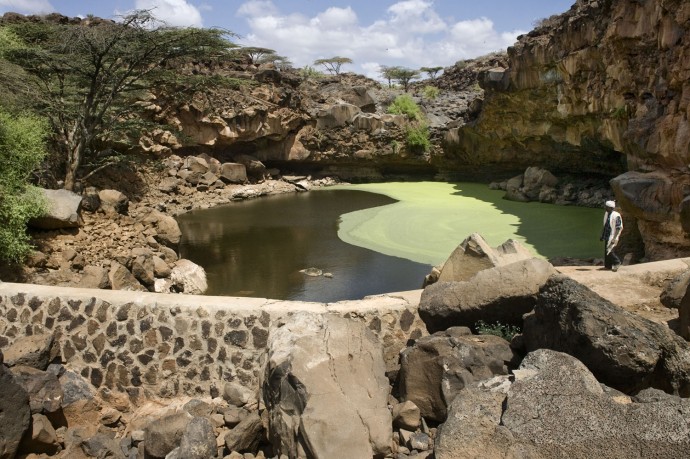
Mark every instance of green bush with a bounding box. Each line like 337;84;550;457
0;109;48;263
405;124;431;153
475;320;521;341
422;85;440;100
387;94;422;121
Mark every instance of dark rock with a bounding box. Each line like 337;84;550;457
81;186;101;212
10;365;63;414
223;411;262;453
178;417;216;459
109;262;147;292
98;189;129;216
3;332;55;370
20;413;59;455
0;364;31;459
661;269;690;309
81;432;126;458
144;411;192;459
77;265;111;289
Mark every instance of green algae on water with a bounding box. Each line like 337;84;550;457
326;182;603;266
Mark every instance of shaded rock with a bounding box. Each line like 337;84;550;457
109;262;147;292
3;333;55;370
398;326;514;422
10;365;63;414
223;411;262;454
140;209;182;249
233;154;266;179
0;364;31;459
420;258;556;333
220;162;248;183
20;413;59;455
178;417;216;459
152;255;171;278
158;176;182;194
524;275;690;395
223;382;255;408
264;312;392;459
131;254;155;287
170;259;207;294
679;281;690;341
98;189;129;216
661;269;690;309
391;400;421;431
77;265;110;289
59;369;95;406
80;187;101;213
144;411;192;459
29;188;82;229
522;166;558;200
316;103;361;129
81;432;126;459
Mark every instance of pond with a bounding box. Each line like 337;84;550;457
177;182;603;302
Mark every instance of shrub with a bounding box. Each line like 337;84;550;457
387;94;422;121
405;124;431;153
422;85;440;100
475;320;521;341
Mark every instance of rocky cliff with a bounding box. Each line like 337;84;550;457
447;0;690;259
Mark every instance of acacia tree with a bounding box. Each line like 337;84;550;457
0;11;236;191
238;46;276;64
313;56;352;75
420;66;443;80
379;65;402;88
391;67;420;92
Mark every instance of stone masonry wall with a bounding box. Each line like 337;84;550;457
0;282;426;400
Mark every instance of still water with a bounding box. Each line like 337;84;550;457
177;182;603;302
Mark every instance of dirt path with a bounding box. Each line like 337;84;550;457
556;258;690;329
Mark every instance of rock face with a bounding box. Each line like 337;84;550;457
420;258;556;333
263;312;392;459
524;275;690;395
0;363;31;459
446;0;690;260
29;188;82;229
397;326;514;422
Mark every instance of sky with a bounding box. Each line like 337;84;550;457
0;0;575;79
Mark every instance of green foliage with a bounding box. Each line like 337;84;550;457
0;109;48;263
420;66;443;80
313;56;352;75
422;85;440;100
387;94;422;121
475;320;521;341
611;106;629;120
405;124;431;153
300;65;325;80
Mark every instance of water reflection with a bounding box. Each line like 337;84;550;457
177;190;432;301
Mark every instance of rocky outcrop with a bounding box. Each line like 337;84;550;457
263;312;392;459
524;275;690;395
29;188;82;230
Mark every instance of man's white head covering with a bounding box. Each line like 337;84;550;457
605;200;616;208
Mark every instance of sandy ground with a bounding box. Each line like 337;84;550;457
556;258;690;330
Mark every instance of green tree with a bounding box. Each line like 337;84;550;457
0;11;237;191
379;65;402;88
420;66;443;80
237;46;276;64
313;56;352;75
0;109;48;263
390;67;420;92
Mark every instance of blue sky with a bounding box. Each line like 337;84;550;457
0;0;575;78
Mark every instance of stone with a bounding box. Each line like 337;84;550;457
316;103;361;129
152;256;171;278
223;382;255;408
521;166;559;200
29;188;82;229
10;365;63;414
140;209;182;249
391;401;421;431
81;186;101;212
233;154;266;178
223;411;262;454
0;364;31;459
178;417;216;459
184;156;210;174
131;255;155;286
660;269;690;309
170;259;208;294
419;258;556;333
158;177;182;194
183;399;212;418
144;411;192;459
679;281;690;341
77;265;110;289
220;163;248;183
22;413;59;454
3;333;55;370
98;189;129;216
264;312;392;459
436;233;533;283
81;432;126;459
59;370;95;406
524;275;690;395
397;327;514;422
109;262;147;292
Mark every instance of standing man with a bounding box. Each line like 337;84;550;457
600;200;623;271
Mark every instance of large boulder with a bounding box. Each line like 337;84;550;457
316;103;361;129
98;189;129;216
10;366;63;414
397;327;514;422
223;411;262;454
220;162;247;183
661;269;690;309
29;188;82;229
420;258;556;333
0;364;31;459
144;411;193;459
108;262;147;292
233;154;267;179
3;333;55;370
263;312;392;459
177;417;216;459
436;233;533;284
524;275;690;395
170;259;207;294
76;265;110;289
139;209;182;249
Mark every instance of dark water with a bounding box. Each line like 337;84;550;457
177;190;432;302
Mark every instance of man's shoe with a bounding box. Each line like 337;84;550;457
612;264;620;272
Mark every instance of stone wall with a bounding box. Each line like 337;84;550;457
0;282;425;400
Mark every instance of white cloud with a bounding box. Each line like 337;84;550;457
235;0;523;80
134;0;203;27
0;0;54;14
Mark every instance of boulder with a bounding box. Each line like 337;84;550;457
170;259;207;294
98;189;129;216
0;364;31;459
223;381;256;408
80;186;101;212
420;258;556;333
524;275;690;395
29;188;82;229
504;174;529;202
3;333;55;370
522;166;558;200
152;255;171;278
223;411;262;454
220;162;248;183
397;327;514;422
80;432;126;459
233;154;267;179
316;103;361;129
436;233;533;283
10;365;63;414
144;411;192;459
264;312;392;459
21;413;59;455
679;282;690;341
178;417;216;459
108;262;147;292
661;269;690;309
183;156;210;174
140;209;182;248
76;265;110;289
391;401;421;431
131;254;155;287
158;176;182;194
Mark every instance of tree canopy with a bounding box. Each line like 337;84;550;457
313;56;352;75
0;11;237;190
420;66;443;80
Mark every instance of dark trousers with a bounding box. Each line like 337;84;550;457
604;246;621;269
